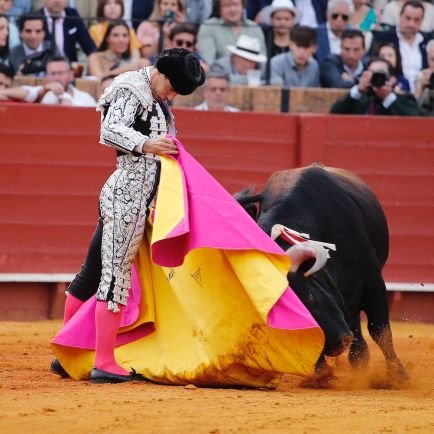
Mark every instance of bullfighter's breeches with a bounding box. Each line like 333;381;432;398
67;154;160;312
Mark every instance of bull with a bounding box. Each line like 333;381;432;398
236;164;408;387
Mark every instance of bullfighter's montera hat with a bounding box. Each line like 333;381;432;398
156;48;206;95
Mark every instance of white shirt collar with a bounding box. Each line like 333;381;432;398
23;43;44;56
397;29;424;47
43;6;66;20
343;61;364;77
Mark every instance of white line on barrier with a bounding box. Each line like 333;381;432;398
0;274;433;292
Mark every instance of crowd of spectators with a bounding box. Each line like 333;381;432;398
0;0;432;116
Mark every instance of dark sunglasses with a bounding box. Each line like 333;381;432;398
174;39;194;49
331;13;349;21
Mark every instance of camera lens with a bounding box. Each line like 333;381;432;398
370;71;388;88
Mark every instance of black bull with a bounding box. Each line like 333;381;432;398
236;164;408;385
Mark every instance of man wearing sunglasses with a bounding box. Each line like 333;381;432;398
315;0;354;64
168;23;209;74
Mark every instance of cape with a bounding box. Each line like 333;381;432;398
52;138;324;388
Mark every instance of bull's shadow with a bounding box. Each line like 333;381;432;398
235;164;408;389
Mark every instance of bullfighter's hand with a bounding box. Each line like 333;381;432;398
142;137;178;155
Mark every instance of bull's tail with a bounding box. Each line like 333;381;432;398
234;187;264;221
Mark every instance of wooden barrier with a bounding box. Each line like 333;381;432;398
0;103;433;320
173;86;344;113
10;78;349;114
289;87;347;113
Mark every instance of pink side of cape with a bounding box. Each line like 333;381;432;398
52;140;318;350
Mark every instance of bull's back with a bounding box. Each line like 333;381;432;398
326;167;389;267
259;165;389;268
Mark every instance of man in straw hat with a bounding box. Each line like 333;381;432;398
211;34;267;85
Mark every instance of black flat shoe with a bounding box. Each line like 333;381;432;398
50;358;69;378
90;367;147;384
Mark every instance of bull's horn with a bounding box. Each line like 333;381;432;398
271;224;284;240
286;241;329;277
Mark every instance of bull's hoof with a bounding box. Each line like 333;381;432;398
387;362;410;388
369;362;410;390
299;364;335;389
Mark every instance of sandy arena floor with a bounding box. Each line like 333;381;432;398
0;320;433;434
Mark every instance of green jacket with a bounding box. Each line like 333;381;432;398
330;92;421;116
419;88;434;117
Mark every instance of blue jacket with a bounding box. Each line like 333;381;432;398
39;7;96;63
320;54;366;88
315;23;331;65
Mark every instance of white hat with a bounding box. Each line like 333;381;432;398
260;0;301;26
227;35;267;63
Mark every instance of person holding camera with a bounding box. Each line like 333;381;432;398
415;39;434;116
330;56;421;115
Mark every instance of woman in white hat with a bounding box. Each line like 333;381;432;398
258;0;301;58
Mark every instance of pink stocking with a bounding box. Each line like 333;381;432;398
63;293;85;324
94;301;129;375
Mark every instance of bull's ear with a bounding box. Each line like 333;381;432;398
243;203;258;220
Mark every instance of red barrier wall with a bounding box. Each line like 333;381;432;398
175;108;299;192
1;104;434;320
299;115;434;283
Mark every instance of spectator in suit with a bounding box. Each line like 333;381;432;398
10;13;53;75
372;41;410;92
258;0;301;59
0;54;96;106
316;0;354;64
195;69;239;111
0;61;13;89
38;0;96;63
33;1;98;27
321;29;366;88
197;0;266;64
370;0;429;92
380;0;434;35
330;56;421;115
270;25;320;88
211;34;266;85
